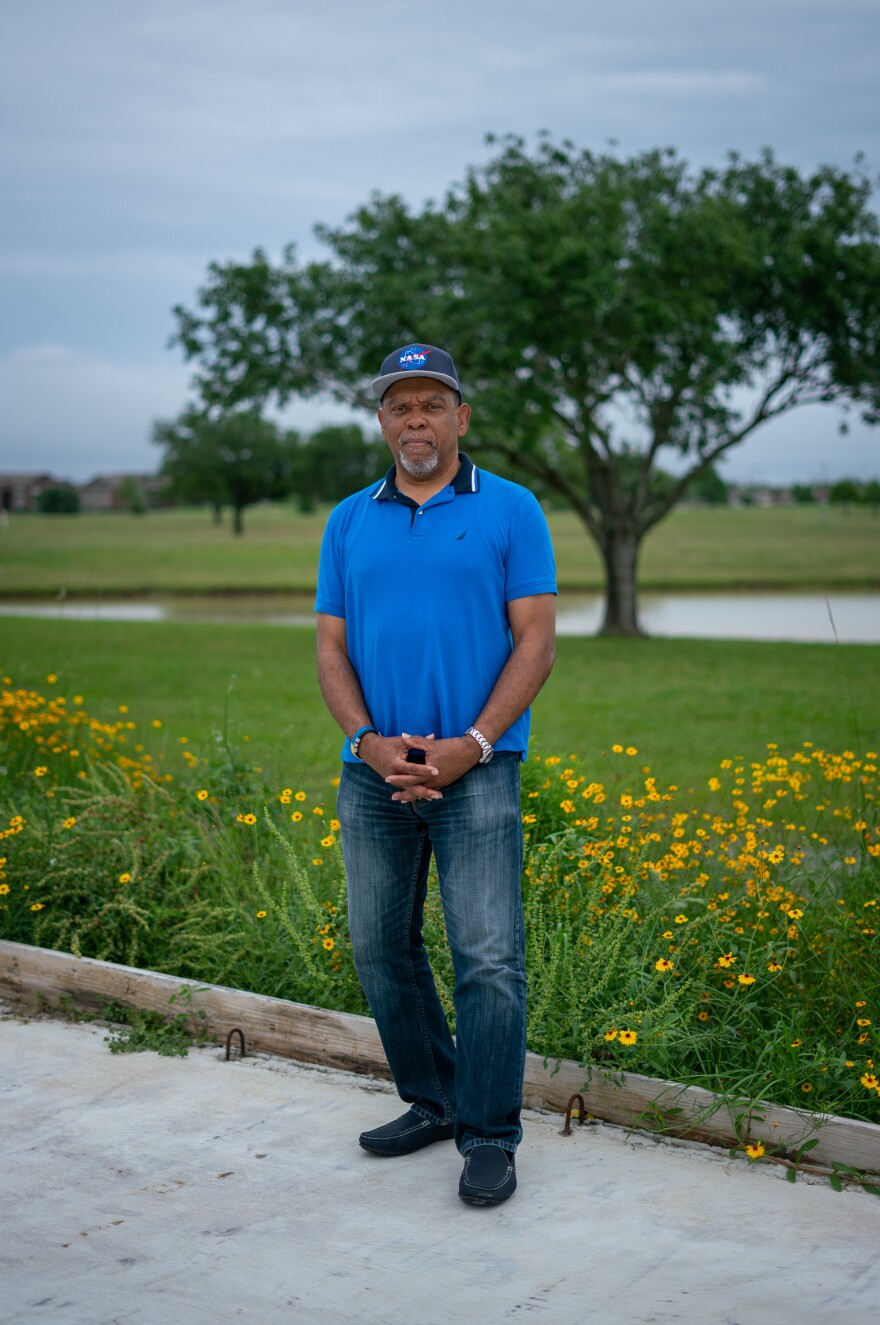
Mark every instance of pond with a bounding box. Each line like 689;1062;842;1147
1;592;878;643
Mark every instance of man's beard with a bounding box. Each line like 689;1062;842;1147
397;441;440;478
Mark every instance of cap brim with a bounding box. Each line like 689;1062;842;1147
371;370;461;400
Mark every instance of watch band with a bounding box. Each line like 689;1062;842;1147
465;726;494;764
350;725;378;758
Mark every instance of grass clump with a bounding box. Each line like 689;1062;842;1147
100;990;211;1057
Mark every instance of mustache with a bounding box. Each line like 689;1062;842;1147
399;433;437;445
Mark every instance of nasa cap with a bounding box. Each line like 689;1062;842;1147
371;343;462;401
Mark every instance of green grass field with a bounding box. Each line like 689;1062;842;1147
2;503;878;595
2;619;876;799
2;501;878;795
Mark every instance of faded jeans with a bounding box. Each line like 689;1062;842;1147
336;753;526;1155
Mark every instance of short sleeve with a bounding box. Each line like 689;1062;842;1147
314;510;346;618
504;491;557;601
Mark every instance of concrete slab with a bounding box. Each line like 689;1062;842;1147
2;1007;878;1325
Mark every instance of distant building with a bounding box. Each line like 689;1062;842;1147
77;473;169;511
0;471;171;513
729;485;795;508
0;473;60;512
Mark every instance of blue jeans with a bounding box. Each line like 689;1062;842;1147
337;754;526;1155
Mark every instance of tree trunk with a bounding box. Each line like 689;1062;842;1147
598;528;643;636
212;503;223;525
233;504;244;536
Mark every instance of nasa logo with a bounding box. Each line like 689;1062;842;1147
398;345;432;371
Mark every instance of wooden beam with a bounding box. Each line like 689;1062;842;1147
0;941;390;1080
2;941;877;1174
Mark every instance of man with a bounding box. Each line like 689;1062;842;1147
315;342;556;1206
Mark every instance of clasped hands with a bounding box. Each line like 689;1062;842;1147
359;731;481;803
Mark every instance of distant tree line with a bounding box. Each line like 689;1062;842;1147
32;444;880;528
151;410;387;533
827;478;880;506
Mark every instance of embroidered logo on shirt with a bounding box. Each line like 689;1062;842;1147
456;529;468;541
398;345;432;371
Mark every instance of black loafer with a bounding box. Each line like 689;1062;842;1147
459;1145;517;1205
359;1108;455;1156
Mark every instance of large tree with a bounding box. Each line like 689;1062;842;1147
291;423;388;511
152;407;299;534
171;138;880;632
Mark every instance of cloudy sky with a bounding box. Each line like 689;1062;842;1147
1;0;878;484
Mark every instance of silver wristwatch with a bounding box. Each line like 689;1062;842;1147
465;726;494;764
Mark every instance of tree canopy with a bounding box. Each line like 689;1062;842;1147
172;137;880;631
152;408;299;534
37;486;80;515
291;424;387;512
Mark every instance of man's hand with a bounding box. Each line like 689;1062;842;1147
355;731;442;801
382;733;481;802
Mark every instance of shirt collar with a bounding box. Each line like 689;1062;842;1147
371;452;480;502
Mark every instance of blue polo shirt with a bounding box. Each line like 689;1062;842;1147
315;453;557;763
